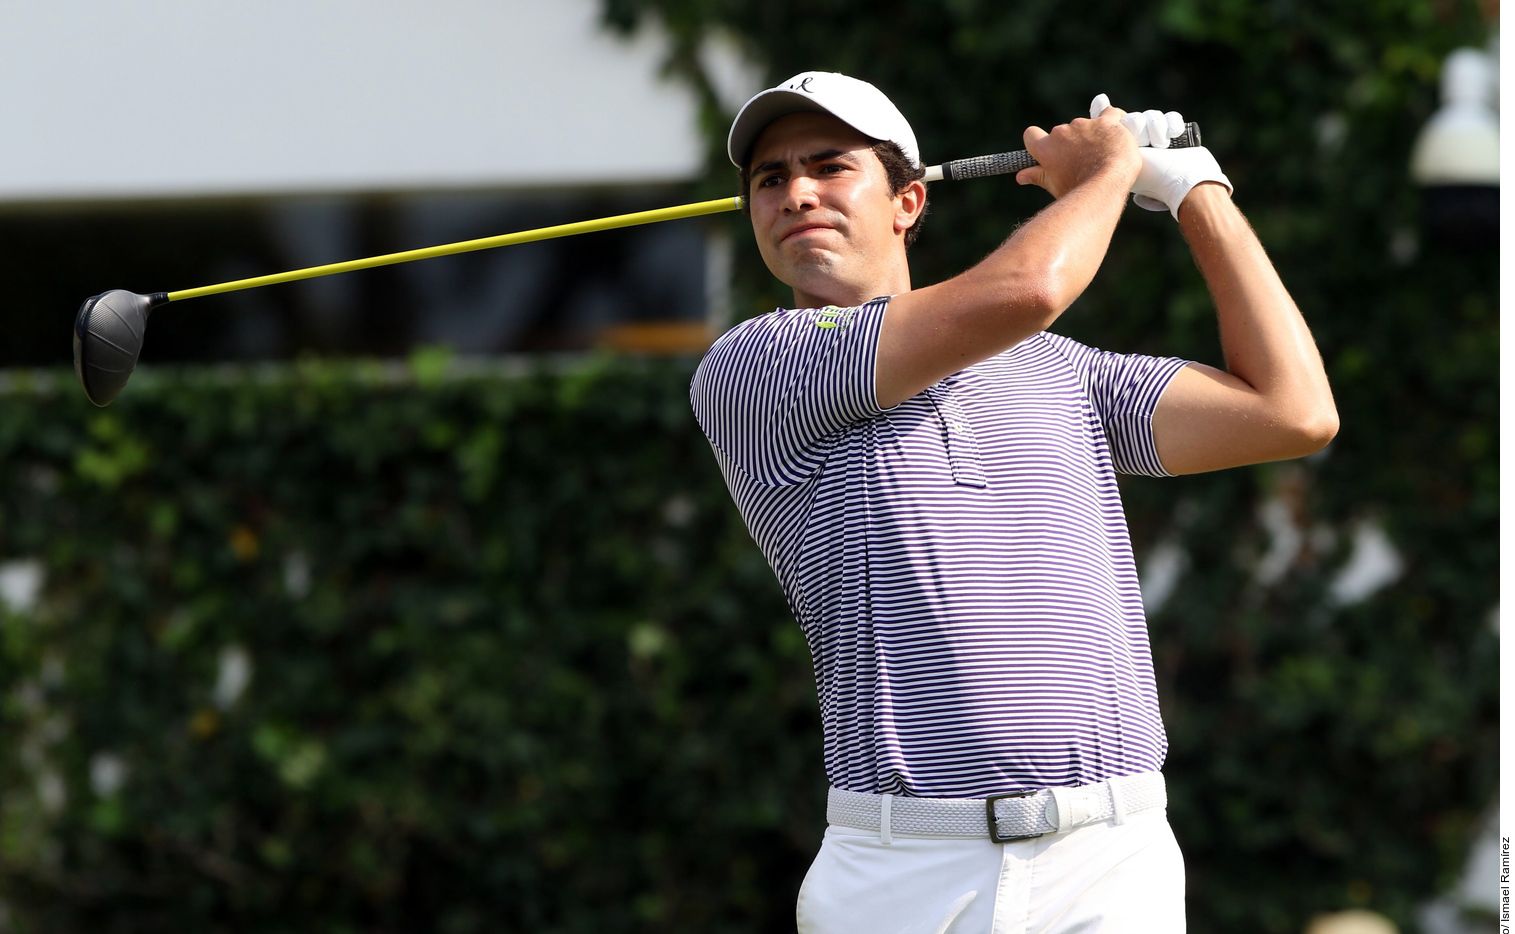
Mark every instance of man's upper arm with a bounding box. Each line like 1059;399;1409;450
1152;363;1334;475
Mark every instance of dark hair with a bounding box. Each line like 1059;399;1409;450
739;140;929;248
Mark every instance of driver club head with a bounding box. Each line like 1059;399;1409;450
73;289;167;406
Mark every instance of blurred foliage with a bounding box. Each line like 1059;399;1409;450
595;0;1498;931
0;358;822;932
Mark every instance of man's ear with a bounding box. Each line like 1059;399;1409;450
894;179;927;235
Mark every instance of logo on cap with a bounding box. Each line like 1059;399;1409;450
789;76;816;94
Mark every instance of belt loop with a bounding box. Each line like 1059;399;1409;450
1048;788;1074;834
1109;777;1129;826
879;793;894;845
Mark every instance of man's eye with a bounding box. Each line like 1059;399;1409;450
758;175;783;188
820;163;845;174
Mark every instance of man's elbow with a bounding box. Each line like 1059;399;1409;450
1282;405;1340;457
1010;275;1078;333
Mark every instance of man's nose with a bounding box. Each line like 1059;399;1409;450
781;175;819;212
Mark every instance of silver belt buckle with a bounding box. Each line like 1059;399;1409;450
984;790;1048;843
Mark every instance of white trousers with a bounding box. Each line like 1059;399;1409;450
795;808;1185;934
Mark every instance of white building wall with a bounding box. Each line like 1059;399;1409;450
0;0;714;202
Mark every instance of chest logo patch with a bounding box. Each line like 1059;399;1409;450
815;306;853;330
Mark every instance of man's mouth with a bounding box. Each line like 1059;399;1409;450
781;223;835;243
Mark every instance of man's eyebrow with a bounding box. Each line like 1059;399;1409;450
801;148;853;164
751;149;860;175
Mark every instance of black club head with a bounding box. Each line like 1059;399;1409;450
73;290;166;406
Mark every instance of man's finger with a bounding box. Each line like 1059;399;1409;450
1144;110;1168;148
1090;92;1111;119
1164;111;1185;141
1018;127;1048;190
1096;105;1127;125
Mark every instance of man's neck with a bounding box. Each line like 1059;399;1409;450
792;272;913;310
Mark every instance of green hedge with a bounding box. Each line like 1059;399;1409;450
0;342;1497;931
1;357;827;933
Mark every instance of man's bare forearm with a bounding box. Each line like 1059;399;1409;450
875;112;1141;407
875;170;1134;407
973;167;1135;322
1178;184;1338;438
915;165;1135;343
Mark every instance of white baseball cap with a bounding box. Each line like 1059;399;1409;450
727;71;920;170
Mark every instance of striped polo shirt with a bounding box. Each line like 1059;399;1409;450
690;298;1190;798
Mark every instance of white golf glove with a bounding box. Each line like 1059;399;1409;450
1090;92;1232;220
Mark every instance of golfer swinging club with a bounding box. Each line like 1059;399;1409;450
691;72;1336;932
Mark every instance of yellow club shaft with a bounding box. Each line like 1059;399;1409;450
165;196;745;303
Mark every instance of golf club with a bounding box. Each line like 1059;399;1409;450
73;123;1200;406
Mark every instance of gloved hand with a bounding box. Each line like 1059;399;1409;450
1090;93;1232;220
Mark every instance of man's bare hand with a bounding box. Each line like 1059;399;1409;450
1015;107;1142;199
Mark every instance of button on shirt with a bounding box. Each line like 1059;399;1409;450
690;298;1191;798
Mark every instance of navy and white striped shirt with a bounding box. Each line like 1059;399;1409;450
690;298;1190;798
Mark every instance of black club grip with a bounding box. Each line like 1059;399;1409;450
933;122;1202;182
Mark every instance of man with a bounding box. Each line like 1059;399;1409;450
690;72;1336;932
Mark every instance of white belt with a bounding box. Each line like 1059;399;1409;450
826;771;1166;843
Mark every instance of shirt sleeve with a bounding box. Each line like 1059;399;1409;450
1042;332;1191;477
690;299;889;487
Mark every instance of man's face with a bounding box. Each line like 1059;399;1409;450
746;112;916;307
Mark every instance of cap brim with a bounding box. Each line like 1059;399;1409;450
726;89;837;168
